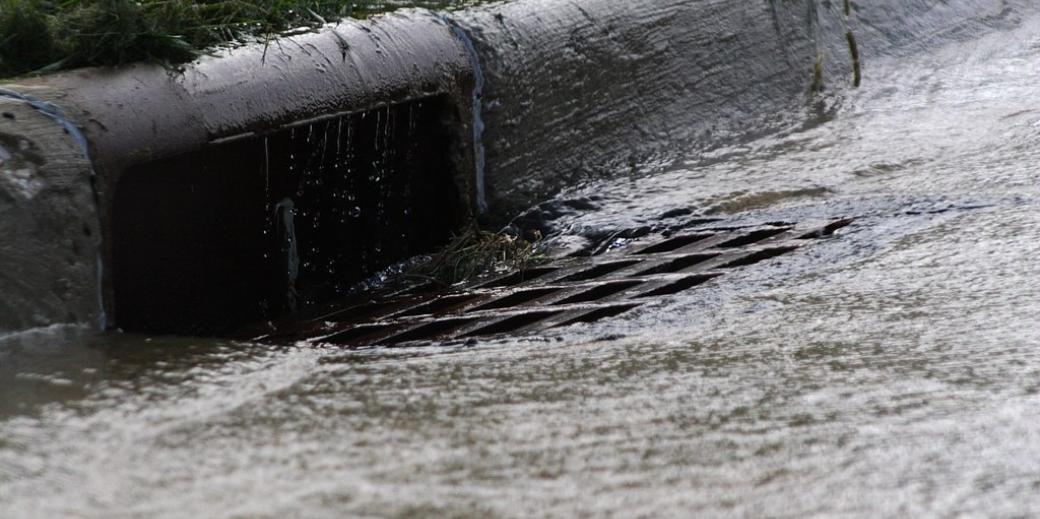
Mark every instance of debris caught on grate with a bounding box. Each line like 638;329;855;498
240;218;853;348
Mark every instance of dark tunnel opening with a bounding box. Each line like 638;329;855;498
112;95;465;334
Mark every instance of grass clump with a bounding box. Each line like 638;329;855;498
408;224;546;287
0;1;55;75
0;0;473;78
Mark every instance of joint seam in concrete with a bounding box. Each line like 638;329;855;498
439;14;488;215
0;87;106;329
0;88;90;155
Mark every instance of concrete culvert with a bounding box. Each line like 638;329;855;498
0;12;478;334
0;94;100;332
0;0;1030;335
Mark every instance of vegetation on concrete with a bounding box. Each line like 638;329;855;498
0;0;475;78
408;224;545;286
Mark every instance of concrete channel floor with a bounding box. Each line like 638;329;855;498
2;9;1040;519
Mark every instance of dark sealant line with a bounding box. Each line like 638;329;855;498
0;87;107;330
438;14;488;215
0;88;89;152
835;0;861;88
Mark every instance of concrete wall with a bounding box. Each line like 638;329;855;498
0;12;476;332
455;0;1035;224
0;0;1032;333
0;96;100;330
455;0;852;224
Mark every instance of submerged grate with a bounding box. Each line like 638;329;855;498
241;218;853;348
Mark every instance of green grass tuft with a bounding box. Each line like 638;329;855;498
0;0;55;76
407;224;546;287
0;0;476;78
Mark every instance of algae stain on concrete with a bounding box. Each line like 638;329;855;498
846;30;861;87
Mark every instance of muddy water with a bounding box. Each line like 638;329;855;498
4;8;1040;519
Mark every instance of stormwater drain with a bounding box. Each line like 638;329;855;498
242;218;852;348
112;95;465;334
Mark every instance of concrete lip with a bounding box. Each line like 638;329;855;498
0;11;479;333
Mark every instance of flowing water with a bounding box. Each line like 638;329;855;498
3;4;1040;518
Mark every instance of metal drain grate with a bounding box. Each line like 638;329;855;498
241;218;852;348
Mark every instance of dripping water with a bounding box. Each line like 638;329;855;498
274;197;299;311
109;95;461;333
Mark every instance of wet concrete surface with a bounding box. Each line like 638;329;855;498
2;8;479;331
461;0;1035;224
3;4;1040;518
0;98;100;332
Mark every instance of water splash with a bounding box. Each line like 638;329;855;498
274;198;300;311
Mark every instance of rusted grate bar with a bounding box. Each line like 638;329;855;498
463;310;565;337
553;280;644;305
395;293;486;317
636;274;721;298
635;233;715;254
470;287;561;311
240;218;853;348
476;266;560;288
715;227;793;248
634;253;719;276
555;304;642;327
558;260;641;282
719;246;799;268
